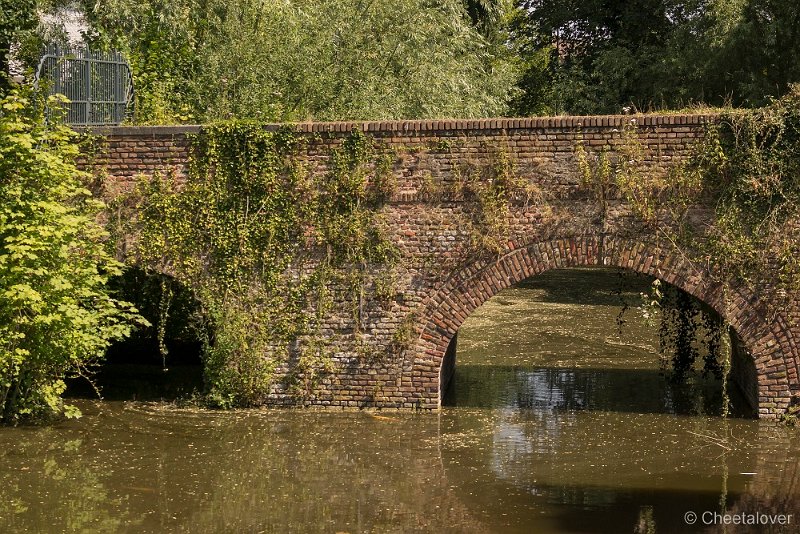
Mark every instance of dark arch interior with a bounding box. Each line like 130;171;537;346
66;268;205;401
440;267;757;418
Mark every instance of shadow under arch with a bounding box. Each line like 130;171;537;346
67;266;207;401
413;235;797;418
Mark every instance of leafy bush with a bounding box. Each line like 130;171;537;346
0;90;144;423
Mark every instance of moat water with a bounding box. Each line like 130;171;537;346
1;269;798;533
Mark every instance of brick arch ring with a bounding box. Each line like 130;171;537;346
412;235;798;418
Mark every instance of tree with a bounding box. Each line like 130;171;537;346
0;90;144;423
512;0;705;114
511;0;800;115
705;0;800;106
0;0;37;93
81;0;518;123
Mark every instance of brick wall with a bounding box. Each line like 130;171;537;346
82;114;800;418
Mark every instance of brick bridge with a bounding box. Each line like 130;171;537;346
86;115;800;418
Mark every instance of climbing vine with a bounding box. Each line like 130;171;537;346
654;284;726;381
114;124;398;407
577;86;800;383
693;93;800;294
447;147;544;254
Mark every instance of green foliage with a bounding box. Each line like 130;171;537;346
699;0;800;108
0;0;36;45
507;43;553;117
513;0;692;114
693;89;800;289
13;0;800;119
79;0;201;123
577;87;800;382
118;124;397;406
464;0;514;39
633;280;728;383
512;0;800;114
81;0;517;123
579;89;800;295
11;1;93;76
0;90;144;423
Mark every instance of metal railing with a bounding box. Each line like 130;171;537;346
34;46;134;126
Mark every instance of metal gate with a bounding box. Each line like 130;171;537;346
34;46;134;126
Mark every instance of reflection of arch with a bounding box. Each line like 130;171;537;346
438;404;799;532
413;235;798;417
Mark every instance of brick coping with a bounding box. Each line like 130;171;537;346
80;113;718;137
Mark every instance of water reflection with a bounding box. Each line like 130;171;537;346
445;366;742;416
439;268;799;533
439;406;800;533
2;402;796;533
1;268;798;533
0;405;488;533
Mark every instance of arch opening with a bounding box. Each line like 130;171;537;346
417;237;794;418
440;267;755;417
66;267;206;402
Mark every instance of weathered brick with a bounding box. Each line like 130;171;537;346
79;115;800;418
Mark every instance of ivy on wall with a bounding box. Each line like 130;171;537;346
114;124;398;407
580;86;800;295
576;86;800;387
693;91;800;295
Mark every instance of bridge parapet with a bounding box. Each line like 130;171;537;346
82;113;713;190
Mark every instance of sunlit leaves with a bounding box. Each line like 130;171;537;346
0;88;145;424
82;0;517;123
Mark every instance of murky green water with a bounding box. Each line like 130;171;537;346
2;269;799;533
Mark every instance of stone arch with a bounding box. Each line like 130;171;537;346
100;267;206;396
412;235;798;418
